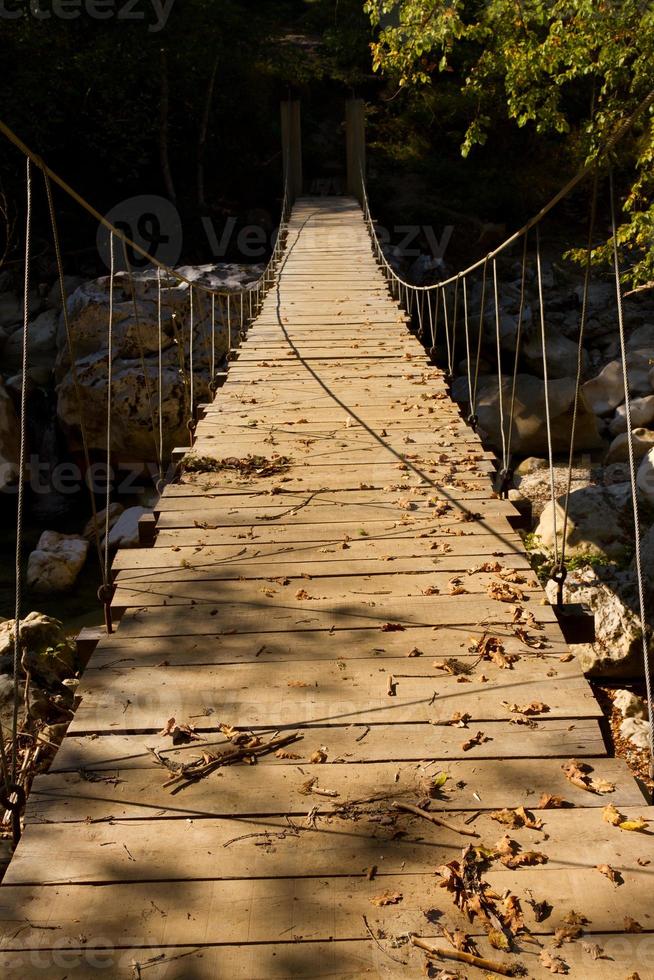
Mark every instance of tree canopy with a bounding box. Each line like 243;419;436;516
365;0;654;286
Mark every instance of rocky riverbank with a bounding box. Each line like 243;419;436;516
0;261;262;613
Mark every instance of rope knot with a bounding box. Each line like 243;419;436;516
495;465;514;498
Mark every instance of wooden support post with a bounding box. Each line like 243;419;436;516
346;99;366;201
138;513;157;547
75;626;103;663
554;603;596;644
280;100;303;203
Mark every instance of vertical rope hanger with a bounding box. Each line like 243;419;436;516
11;158;32;789
463;277;473;408
469;258;488;427
120;241;161;474
504;232;529;474
442;287;452;376
557;172;599;604
157;268;164;489
493;258;509;488
100;232;115;634
609;168;654;775
536;224;559;572
188;286;195;439
43;172;107;589
210;293;216;386
227;293;232;355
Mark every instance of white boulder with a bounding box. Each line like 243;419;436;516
545;567;650;677
582;351;652;415
105;506;151;549
26;531;89;593
0;611;66;658
457;374;602;455
83;502;124;541
535;483;632;559
610;395;654;435
636;448;654;506
606;427;654;465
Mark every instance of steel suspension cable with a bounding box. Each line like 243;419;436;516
470;259;488;423
120;242;161;472
11;158;32;785
188;287;195;433
43;172;106;579
504;233;529;467
557;172;600;602
536;225;559;572
492;259;508;481
609;168;654;774
102;233;115;632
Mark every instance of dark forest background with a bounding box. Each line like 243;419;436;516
0;0;589;279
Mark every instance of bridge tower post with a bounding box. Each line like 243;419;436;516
281;100;303;203
346;99;366;202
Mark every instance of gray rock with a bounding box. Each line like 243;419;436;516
605;427;654;465
457;373;602;455
609;394;654;435
105;506;151;549
56;348;192;460
536;483;633;559
0;611;67;661
546;566;651;677
46;275;84;312
522;326;587;379
627;323;654;350
3;308;58;374
0;378;19;492
583;351;653;416
637;449;654;507
83;503;124;541
26;531;89;593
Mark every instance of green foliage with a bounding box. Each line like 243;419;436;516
365;0;654;287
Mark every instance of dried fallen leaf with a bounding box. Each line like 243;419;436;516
596;864;622;885
490;806;543;830
381;622;405;632
461;731;491;752
602;804;649;831
538;793;566;809
370;890;403;907
562;759;614;795
581;941;607;960
624;916;644;933
506;700;550;716
488;580;524;602
309;748;327;764
494;835;548;868
540;948;569;974
275;749;301;760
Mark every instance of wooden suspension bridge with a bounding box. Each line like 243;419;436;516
0;196;653;978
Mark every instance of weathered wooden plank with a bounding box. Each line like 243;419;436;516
111;594;560;638
85;623;572;669
68;654;596;733
1;865;652;951
52;718;606;774
150;517;518;547
23;757;645;824
1;935;652;980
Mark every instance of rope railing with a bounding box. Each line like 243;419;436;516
360;100;654;778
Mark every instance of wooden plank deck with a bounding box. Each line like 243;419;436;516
1;196;652;978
